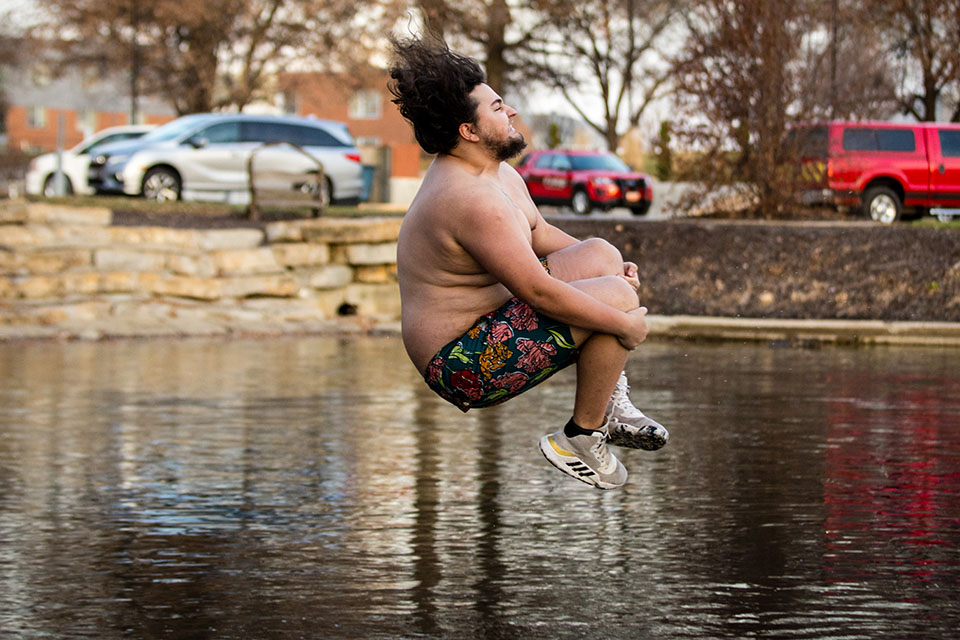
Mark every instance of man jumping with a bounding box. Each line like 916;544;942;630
389;35;668;489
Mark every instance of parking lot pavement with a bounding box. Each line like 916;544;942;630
541;180;697;220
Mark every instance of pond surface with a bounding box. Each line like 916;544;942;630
0;336;958;639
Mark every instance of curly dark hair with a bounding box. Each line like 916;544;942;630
388;36;486;155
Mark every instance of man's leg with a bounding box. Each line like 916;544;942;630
546;237;668;450
536;274;637;489
564;276;639;429
544;238;640;428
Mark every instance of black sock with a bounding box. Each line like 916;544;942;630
564;417;597;438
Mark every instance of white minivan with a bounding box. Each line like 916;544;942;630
88;113;364;204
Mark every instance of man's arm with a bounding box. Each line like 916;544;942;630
455;195;646;348
531;213;579;257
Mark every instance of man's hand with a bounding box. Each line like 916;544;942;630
617;306;649;350
621;261;640;290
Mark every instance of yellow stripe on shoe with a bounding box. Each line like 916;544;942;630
548;435;574;457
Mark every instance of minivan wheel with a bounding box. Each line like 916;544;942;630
862;186;901;224
142;167;182;201
571;188;593;215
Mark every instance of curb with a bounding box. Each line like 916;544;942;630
645;315;960;347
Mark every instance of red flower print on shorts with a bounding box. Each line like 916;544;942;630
516;338;557;373
489;320;514;343
505;299;538;330
426;357;444;385
491;371;528;392
450;369;482;402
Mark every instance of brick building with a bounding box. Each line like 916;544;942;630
2;66;177;154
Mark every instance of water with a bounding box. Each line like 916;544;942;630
0;336;958;639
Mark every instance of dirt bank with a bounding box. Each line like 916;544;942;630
553;218;960;322
106;209;960;323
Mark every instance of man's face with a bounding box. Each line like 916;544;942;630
469;83;526;161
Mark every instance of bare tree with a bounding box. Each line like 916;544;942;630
874;0;960;121
33;0;406;115
521;0;680;151
796;0;898;121
672;0;813;214
409;0;563;96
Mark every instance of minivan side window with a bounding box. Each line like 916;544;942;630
842;128;915;152
193;122;241;145
242;122;298;145
296;125;346;148
938;130;960;157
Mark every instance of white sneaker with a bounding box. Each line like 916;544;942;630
606;372;669;450
539;420;627;489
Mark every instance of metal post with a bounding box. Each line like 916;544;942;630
54;112;66;195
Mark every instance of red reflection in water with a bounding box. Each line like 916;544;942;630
822;372;960;584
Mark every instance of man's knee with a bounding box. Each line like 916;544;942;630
582;238;624;273
599;275;639;312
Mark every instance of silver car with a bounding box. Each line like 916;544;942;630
88;113;363;204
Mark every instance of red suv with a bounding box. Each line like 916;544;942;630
516;150;653;215
790;120;960;223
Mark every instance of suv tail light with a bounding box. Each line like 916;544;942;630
345;153;361;163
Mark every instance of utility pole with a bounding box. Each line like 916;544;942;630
830;0;838;119
130;0;140;124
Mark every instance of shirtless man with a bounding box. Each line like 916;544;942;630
389;36;667;489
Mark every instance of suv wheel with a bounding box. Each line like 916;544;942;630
630;201;651;216
570;188;593;215
862;186;901;224
142;167;182;201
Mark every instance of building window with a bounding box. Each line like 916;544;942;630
27;105;46;129
79;108;97;136
349;89;382;120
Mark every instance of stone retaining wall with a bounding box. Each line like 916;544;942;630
0;202;402;339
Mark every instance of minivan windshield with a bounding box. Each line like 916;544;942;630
139;115;215;143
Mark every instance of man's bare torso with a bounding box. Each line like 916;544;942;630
397;156;539;374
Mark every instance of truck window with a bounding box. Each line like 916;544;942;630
842;128;915;152
938;130;960;157
785;126;827;157
876;129;915;152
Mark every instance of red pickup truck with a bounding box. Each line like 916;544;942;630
791;120;960;223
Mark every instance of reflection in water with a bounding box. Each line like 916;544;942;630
0;337;958;639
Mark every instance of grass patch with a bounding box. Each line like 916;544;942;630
908;215;960;230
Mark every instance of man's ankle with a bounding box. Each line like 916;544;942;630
564;417;600;438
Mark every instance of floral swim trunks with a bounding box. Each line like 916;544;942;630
423;259;580;412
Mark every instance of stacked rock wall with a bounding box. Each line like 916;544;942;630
0;202;402;339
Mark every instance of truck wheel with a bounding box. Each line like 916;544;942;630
571;188;593;215
862;186;901;224
142;167;181;201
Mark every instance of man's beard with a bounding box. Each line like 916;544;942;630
481;130;527;162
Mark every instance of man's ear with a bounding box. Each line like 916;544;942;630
459;122;480;143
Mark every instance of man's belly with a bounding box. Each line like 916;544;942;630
401;288;513;373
